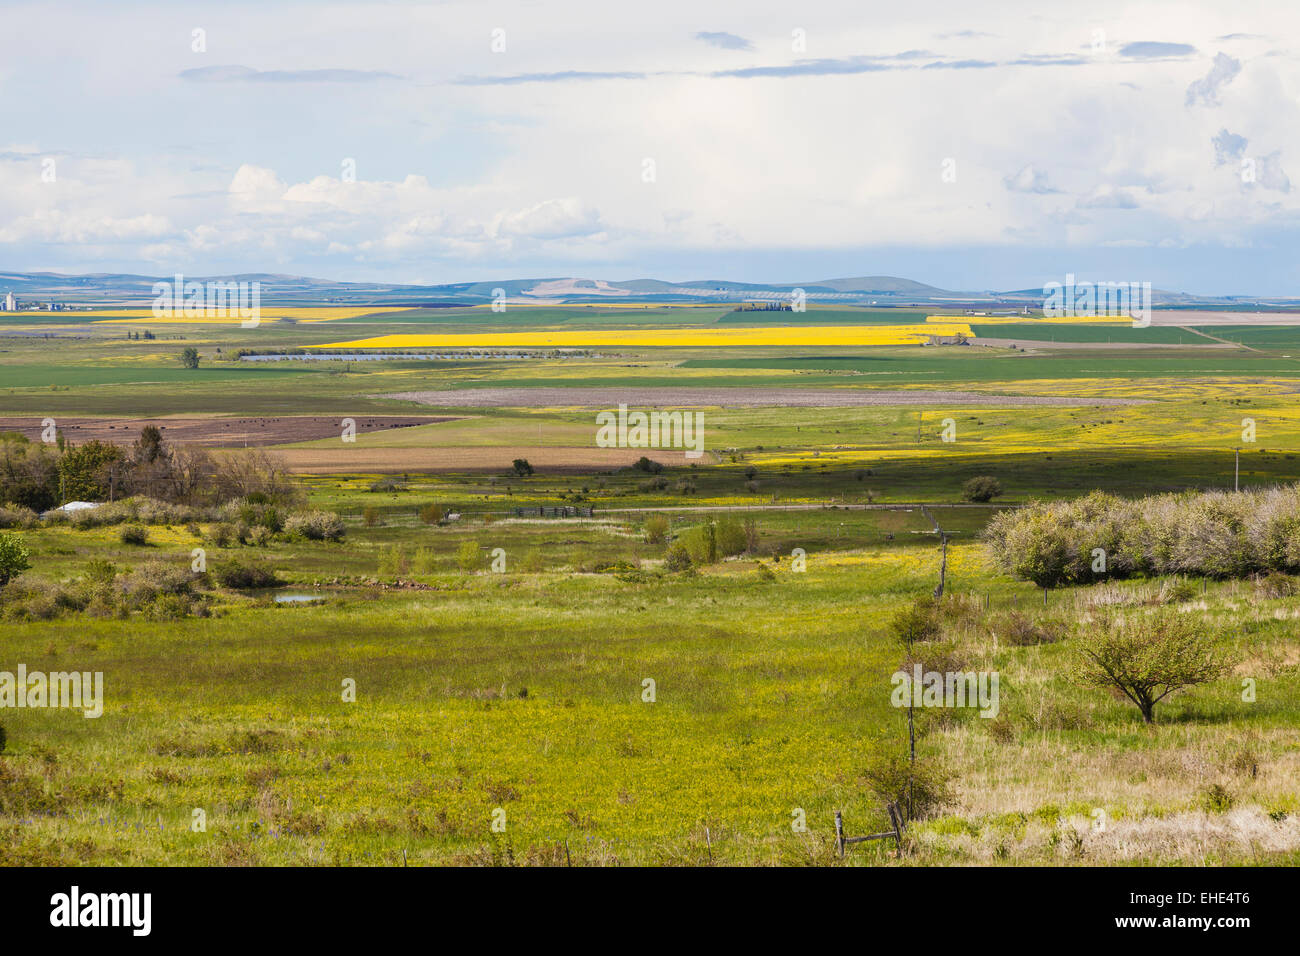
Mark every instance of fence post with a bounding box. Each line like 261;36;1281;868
834;811;845;857
887;802;904;856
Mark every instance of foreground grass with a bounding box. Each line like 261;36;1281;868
1;520;1296;865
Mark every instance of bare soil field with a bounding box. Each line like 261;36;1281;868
0;415;456;447
1150;310;1300;326
273;445;702;474
384;387;1149;408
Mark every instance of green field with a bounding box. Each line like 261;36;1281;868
1;304;1298;866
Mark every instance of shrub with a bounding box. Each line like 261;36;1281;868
0;532;32;587
663;542;692;572
862;747;954;824
714;516;748;557
213;558;282;590
119;524;149;546
678;520;719;564
456;540;481;572
1200;783;1234;814
890;596;941;647
989;611;1065;647
419;503;446;525
985;484;1300;586
1159;577;1198;604
1075;611;1235;723
362;507;381;528
235;500;283;533
284;511;345;542
962;476;1003;503
643;514;669;544
633;457;664;474
378;546;409;577
0;505;38;529
369;478;404;493
82;558;117;589
511;459;534;477
68;497;208;529
1256;571;1296;599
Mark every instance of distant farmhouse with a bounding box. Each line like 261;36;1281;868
926;332;971;346
732;300;793;312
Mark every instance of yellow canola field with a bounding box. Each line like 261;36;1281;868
314;324;975;349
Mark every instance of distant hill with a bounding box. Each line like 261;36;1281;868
0;270;1295;309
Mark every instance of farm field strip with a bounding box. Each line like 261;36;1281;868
314;324;976;350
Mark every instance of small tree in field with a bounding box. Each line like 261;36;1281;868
962;475;1003;503
1076;612;1234;723
0;532;32;587
181;347;200;369
511;459;533;477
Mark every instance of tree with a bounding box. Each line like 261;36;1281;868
1076;611;1234;723
0;436;59;511
0;532;31;587
133;425;167;465
181;347;200;369
511;458;533;477
962;475;1003;503
58;440;124;501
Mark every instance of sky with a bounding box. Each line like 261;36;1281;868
1;0;1299;295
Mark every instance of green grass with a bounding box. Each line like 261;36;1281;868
969;324;1209;344
1;302;1299;866
2;499;1295;866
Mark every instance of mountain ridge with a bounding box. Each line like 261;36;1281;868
0;270;1294;308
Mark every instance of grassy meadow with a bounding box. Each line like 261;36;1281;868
1;304;1298;866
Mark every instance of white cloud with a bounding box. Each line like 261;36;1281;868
1004;165;1058;194
0;1;1299;286
495;198;604;239
1185;52;1242;106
